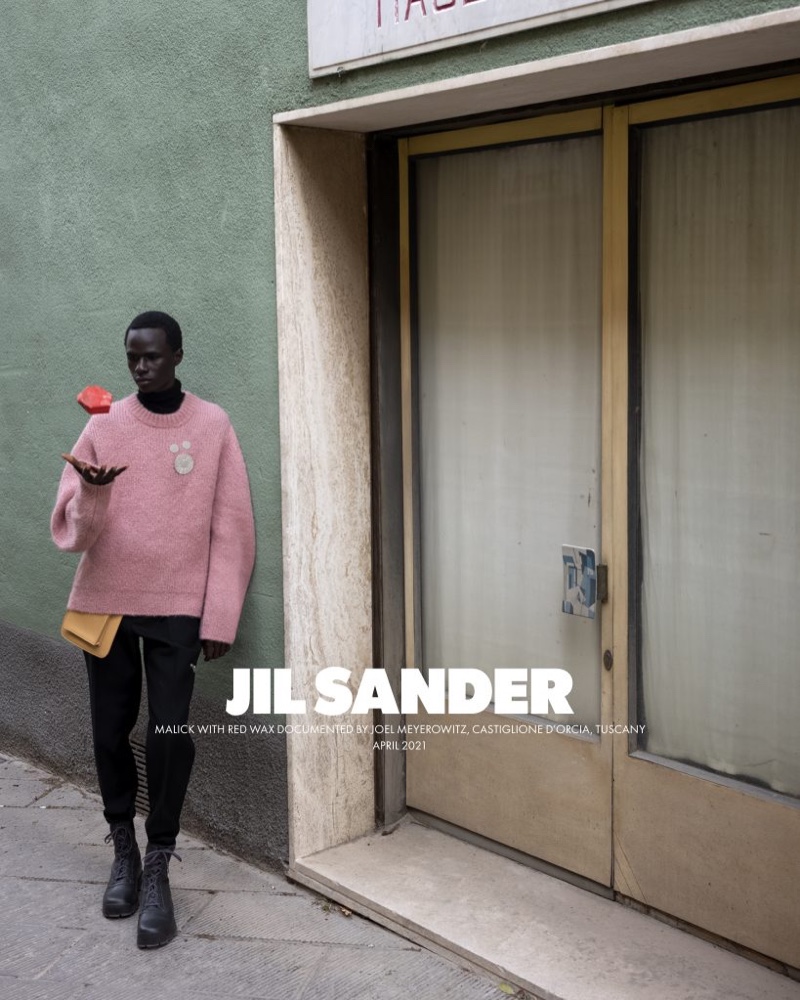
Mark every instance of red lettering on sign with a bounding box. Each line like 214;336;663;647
381;0;489;29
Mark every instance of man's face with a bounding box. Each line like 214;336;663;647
125;327;183;394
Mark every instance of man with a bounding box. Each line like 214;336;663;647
51;311;256;948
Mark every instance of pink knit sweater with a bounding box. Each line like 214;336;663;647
51;393;256;644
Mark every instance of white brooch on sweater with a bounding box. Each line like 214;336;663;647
170;441;194;475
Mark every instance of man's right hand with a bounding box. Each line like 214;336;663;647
61;453;128;486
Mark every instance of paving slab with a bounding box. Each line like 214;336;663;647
37;932;327;997
0;777;55;808
0;921;88;980
0;878;214;940
165;845;287;893
0;875;106;924
0;976;290;1000
31;784;97;809
184;887;410;948
0;757;49;776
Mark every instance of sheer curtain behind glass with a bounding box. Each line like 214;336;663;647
415;136;602;725
640;106;800;796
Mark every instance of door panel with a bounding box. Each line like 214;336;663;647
615;756;800;966
407;712;612;881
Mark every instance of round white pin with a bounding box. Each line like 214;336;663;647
175;453;194;475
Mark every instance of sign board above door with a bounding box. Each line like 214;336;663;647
308;0;655;77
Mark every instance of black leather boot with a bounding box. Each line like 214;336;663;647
137;846;180;949
102;821;142;918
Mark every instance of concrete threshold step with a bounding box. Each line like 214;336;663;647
290;821;800;1000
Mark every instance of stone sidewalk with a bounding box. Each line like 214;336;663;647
0;752;503;1000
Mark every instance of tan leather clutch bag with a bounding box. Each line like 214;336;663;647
61;611;122;658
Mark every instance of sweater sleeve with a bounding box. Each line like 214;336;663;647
200;423;256;644
50;424;114;553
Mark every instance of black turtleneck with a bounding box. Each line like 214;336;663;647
137;379;185;414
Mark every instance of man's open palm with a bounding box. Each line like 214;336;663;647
62;453;127;486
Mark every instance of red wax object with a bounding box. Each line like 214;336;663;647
77;385;113;415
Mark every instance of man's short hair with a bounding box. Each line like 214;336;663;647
126;311;183;352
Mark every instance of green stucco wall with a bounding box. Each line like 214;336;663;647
0;0;791;863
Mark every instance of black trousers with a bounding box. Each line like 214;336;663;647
84;615;201;848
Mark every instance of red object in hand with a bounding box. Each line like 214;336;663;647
77;385;113;415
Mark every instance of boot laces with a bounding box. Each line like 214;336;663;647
104;824;139;883
142;848;181;908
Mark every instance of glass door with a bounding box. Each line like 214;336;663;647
400;111;615;886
